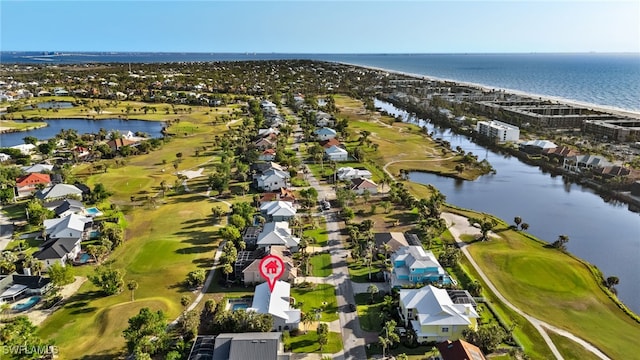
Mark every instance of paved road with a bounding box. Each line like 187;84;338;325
0;209;14;251
443;212;611;360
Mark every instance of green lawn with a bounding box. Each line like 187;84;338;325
304;218;329;247
310;253;332;277
354;293;384;332
348;259;383;283
548;332;602;360
468;230;640;360
287;330;342;354
291;283;339;322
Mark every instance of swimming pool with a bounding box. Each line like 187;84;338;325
77;253;91;264
232;303;249;311
85;207;103;217
12;296;41;311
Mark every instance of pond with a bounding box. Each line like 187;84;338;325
376;99;640;314
0;118;166;147
23;101;75;110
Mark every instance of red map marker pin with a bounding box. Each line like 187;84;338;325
259;254;285;292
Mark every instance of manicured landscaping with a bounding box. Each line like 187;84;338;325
287;330;342;353
303;218;329;246
548;332;602;360
309;253;332;277
290;283;339;322
348;259;384;283
468;230;640;360
354;293;384;332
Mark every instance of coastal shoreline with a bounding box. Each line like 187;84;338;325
337;61;640;120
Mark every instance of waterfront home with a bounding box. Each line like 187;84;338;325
563;154;613;174
399;285;478;343
35;183;83;201
256;169;290;192
519;139;557;154
259;201;296;222
350;177;378;195
256;221;300;251
437;339;487;360
336;167;372;181
242;246;297;285
391;246;452;287
15;173;51;198
314;127;337;141
541;145;579;161
188;332;284;360
10;144;36;155
249;280;300;331
324;145;348;161
0;153;10;162
374;232;409;256
107;138;139;152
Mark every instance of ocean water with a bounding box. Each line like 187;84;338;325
2;52;639;113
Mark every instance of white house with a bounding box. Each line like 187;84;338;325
0;153;11;162
35;183;83;201
315;111;335;127
475;120;519;143
399;285;478;343
10;144;36;155
314;127;337;141
256;169;290;192
336;167;372;181
563;154;613;174
256;221;300;251
325;145;348;162
249;280;300;332
22;163;54;173
350;177;378;195
43;213;92;240
260;201;297;222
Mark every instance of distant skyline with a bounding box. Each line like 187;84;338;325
1;1;639;54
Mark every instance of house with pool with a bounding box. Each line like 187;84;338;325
0;273;52;305
248;280;300;332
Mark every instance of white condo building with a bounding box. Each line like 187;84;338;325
476;120;520;143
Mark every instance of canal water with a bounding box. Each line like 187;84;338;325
375;99;640;314
0;118;166;147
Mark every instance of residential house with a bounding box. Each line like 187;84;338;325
314;127;337;141
350;177;378;195
10;144;36;155
391;245;452;287
251;162;284;176
320;138;342;149
518;139;557;154
256;221;300;251
43;213;92;240
258;128;279;138
43;199;86;218
249;280;301;331
260;201;297;222
563;154;613;174
15;173;51;198
107;138;138;152
0;274;53;304
22;163;54;173
399;285;478;343
188;332;284;360
324;145;348;162
336;167;372;181
256;169;290;192
258;148;277;161
242;246;297;285
315;111;335;127
542;145;579;162
374;232;409;257
0;153;11;162
254;137;276;151
35;183;83;201
437;339;487;360
34;237;82;268
259;188;296;203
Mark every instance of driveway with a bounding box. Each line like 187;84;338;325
0;208;14;251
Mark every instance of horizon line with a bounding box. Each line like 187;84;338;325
2;51;640;55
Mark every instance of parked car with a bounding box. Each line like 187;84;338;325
323;201;331;210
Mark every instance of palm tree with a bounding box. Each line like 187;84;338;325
514;216;522;229
520;222;530;231
553;234;570;250
301;311;314;334
127;280;138;302
367;284;379;304
379;320;400;359
222;263;234;283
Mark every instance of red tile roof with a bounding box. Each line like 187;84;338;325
16;173;51;187
437;339;487;360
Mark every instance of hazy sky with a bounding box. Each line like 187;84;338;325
1;1;639;53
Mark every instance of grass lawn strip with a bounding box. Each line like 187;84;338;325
290;284;339;322
288;331;342;354
309;253;332;277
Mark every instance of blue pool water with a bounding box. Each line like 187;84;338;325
77;253;91;264
89;231;100;239
12;296;41;311
232;303;249;311
86;207;100;215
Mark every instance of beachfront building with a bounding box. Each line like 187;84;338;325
399;285;478;343
475;120;520;143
